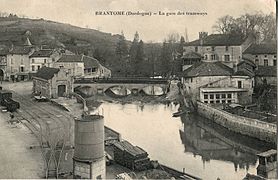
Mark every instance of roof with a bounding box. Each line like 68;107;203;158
83;55;100;68
255;66;276;77
30;49;54;58
57;54;83;62
200;87;247;92
183;61;234;77
33;66;60;80
237;59;256;67
257;149;277;157
185;34;245;46
244;43;277;54
234;69;255;77
113;140;147;157
9;46;32;55
182;51;202;59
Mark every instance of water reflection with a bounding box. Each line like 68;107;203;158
100;102;274;180
179;113;274;173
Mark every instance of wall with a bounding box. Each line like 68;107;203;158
54;62;84;77
32;78;51;98
247;54;276;66
7;54;30;77
30;57;53;73
51;69;73;98
183;45;242;64
197;101;276;144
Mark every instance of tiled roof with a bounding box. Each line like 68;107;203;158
255;66;276;77
34;66;60;80
185;34;245;46
183;61;234;77
244;43;277;54
234;69;255;77
57;54;83;62
83;55;100;68
9;46;32;55
237;58;256;67
30;49;54;58
182;51;202;59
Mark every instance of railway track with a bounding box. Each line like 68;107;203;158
11;92;74;178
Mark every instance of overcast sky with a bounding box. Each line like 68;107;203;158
0;0;275;42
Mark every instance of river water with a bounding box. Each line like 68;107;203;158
98;102;274;180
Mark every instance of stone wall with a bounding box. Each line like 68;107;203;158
197;101;276;144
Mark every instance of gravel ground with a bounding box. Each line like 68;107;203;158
0;110;44;178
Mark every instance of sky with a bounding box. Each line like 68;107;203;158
0;0;276;42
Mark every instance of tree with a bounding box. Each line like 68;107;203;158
135;40;145;76
158;41;172;77
115;31;129;76
212;12;276;42
129;31;140;75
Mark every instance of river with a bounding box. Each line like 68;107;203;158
98;102;274;180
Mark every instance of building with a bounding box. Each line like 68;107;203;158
181;51;202;71
182;61;254;105
54;54;111;78
183;32;255;69
243;43;276;66
0;48;9;80
54;54;85;77
83;55;111;78
32;66;73;98
243;43;277;86
6;46;34;81
29;49;60;75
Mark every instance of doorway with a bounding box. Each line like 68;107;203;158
58;85;66;97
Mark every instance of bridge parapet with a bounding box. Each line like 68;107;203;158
74;77;169;84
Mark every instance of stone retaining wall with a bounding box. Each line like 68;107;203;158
197;101;276;144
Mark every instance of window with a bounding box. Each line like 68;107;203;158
210;101;214;104
204;94;208;99
273;59;277;66
20;66;24;72
216;100;220;103
255;59;259;65
264;55;267;58
211;54;216;60
204;55;208;60
227;100;232;103
190;78;193;83
222;100;226;103
274;55;276;58
11;58;14;64
32;65;35;71
225;46;229;51
204;101;208;103
211;46;215;51
195;46;198;52
264;59;268;66
209;94;214;99
224;55;230;61
238;81;242;88
216;94;220;99
227;94;232;98
44;59;47;63
37;66;40;70
221;94;226;98
32;59;35;63
255;55;258;58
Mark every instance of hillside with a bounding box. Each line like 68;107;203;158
0;17;163;76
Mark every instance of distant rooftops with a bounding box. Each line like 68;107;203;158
183;61;234;77
182;51;202;59
34;66;60;80
9;46;33;55
30;49;54;58
185;33;246;46
244;43;277;54
57;54;83;63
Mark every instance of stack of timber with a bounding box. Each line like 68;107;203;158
113;140;151;171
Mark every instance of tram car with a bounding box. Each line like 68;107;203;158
0;90;20;112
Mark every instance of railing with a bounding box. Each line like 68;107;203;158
197;101;276;133
74;77;169;84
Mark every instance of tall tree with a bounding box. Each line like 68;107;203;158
115;31;128;75
135;40;145;76
129;31;140;75
159;41;172;77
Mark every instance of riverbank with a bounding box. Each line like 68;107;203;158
196;101;276;144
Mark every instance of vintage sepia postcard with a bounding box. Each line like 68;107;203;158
0;0;276;179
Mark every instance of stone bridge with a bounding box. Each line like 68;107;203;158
73;77;170;96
